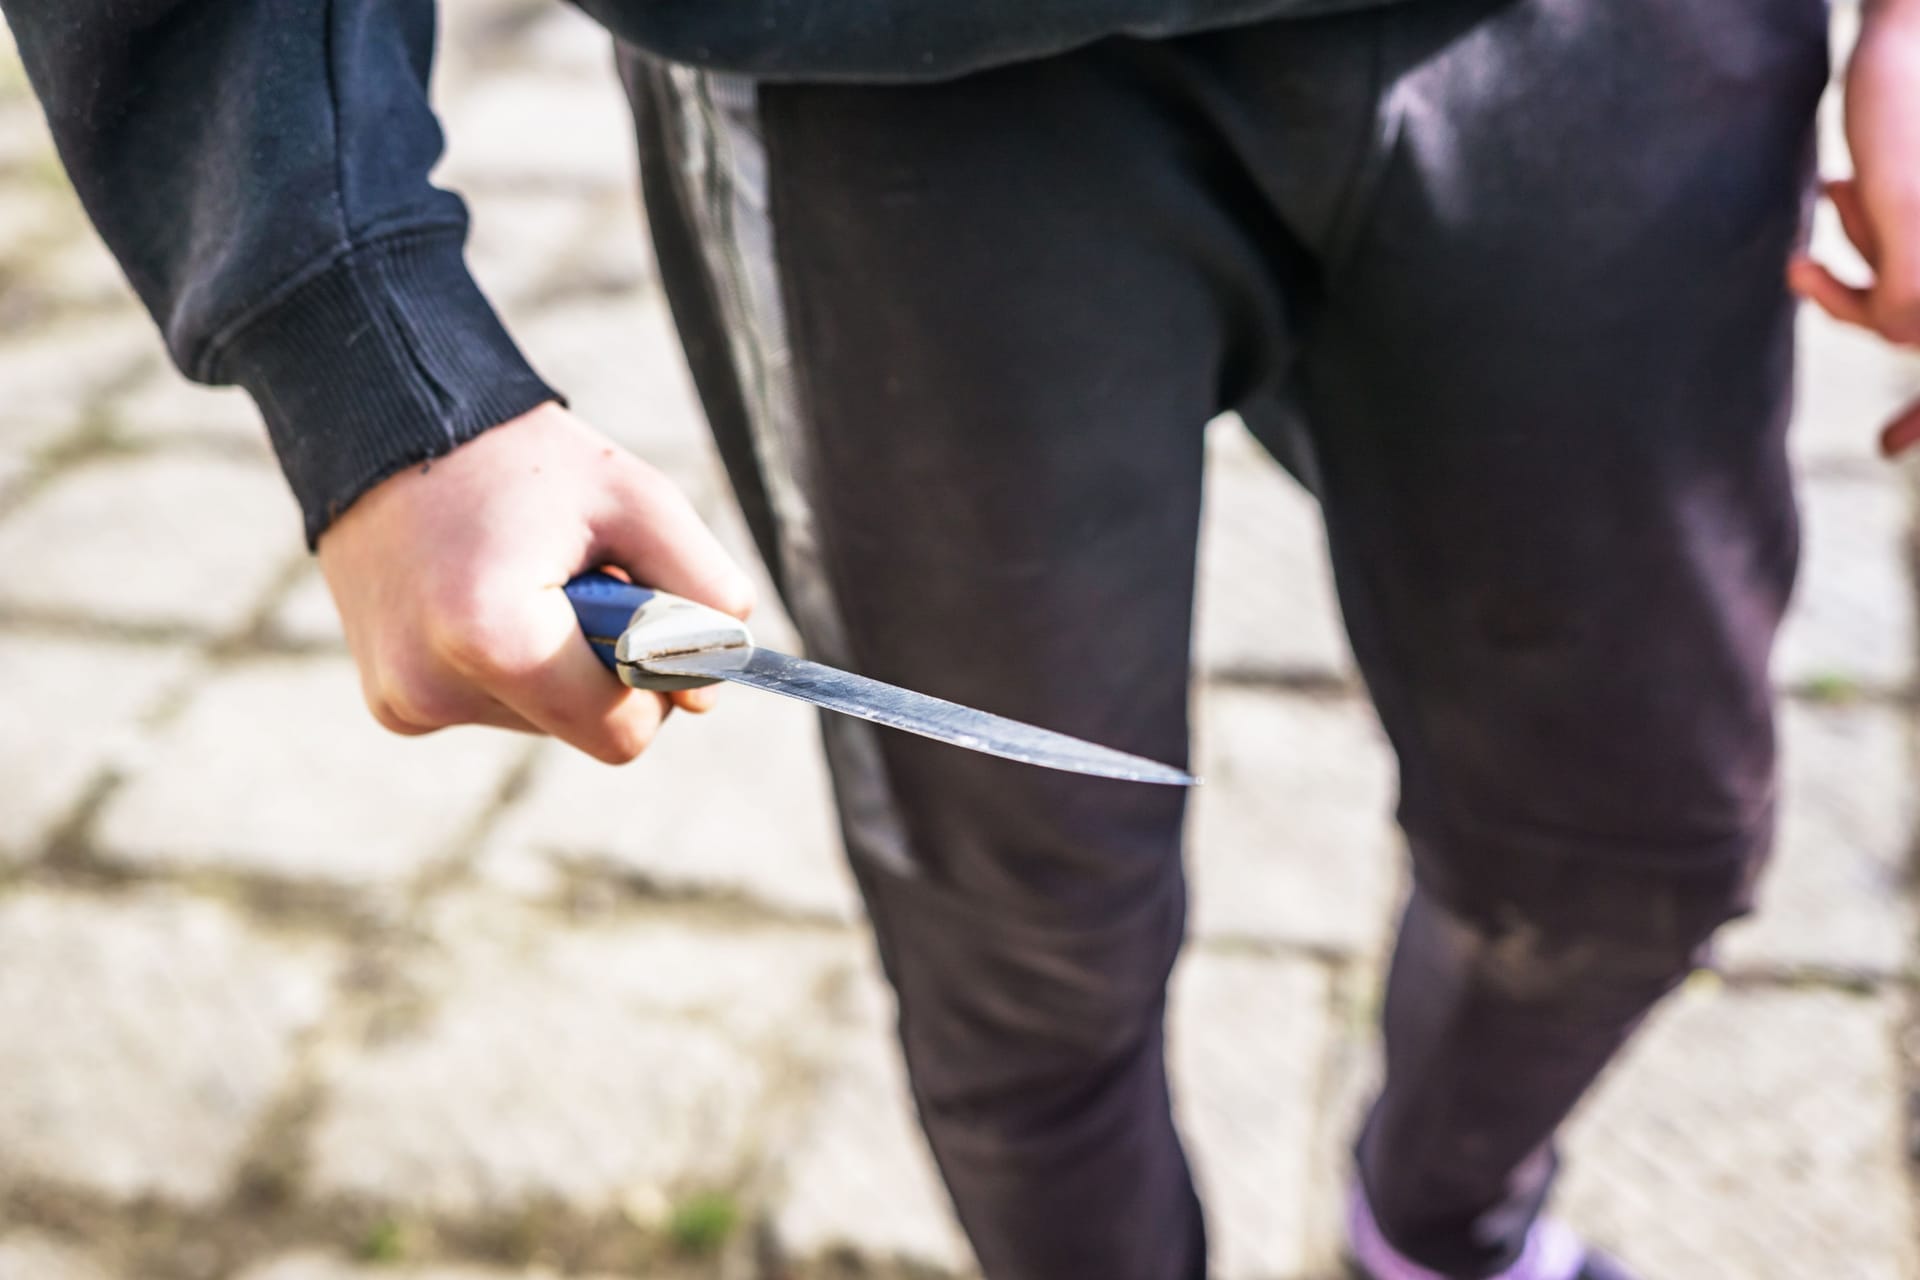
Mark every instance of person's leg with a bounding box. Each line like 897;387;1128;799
619;45;1294;1278
1201;0;1829;1272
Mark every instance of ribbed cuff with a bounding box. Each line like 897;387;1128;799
213;228;560;547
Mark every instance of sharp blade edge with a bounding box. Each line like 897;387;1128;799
640;647;1194;786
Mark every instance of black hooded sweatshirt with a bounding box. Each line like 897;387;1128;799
1;0;1389;543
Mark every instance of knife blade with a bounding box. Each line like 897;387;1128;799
564;571;1194;786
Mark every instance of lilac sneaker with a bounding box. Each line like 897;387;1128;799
1346;1186;1639;1280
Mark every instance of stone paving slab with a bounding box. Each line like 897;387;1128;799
264;568;346;649
770;968;974;1275
552;195;659;302
0;633;196;858
1776;472;1915;691
434;0;571;94
465;192;605;310
0;1233;110;1280
509;296;713;475
1170;949;1335;1280
517;0;625;78
0;889;337;1205
1301;1009;1385;1277
94;657;526;888
1195;420;1353;680
104;368;269;455
773;948;1338;1280
310;898;858;1216
438;73;635;195
1719;700;1914;976
1793;308;1920;468
0;454;300;632
420;893;863;1047
0;94;43;173
0;313;154;458
1561;978;1917;1280
1188;688;1401;956
23;233;141;318
484;693;857;922
0;183;73;261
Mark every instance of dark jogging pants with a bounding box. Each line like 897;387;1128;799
616;0;1828;1273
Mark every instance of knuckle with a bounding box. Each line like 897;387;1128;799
618;454;670;491
429;605;520;681
368;697;429;737
577;729;641;766
380;670;464;732
357;668;429;736
588;739;644;766
622;460;689;511
586;708;657;765
434;625;502;679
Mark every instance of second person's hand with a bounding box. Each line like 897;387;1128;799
316;401;756;763
1789;0;1920;453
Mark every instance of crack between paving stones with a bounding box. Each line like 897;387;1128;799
531;849;868;933
400;738;546;913
1205;666;1363;698
0;915;803;1275
1189;930;1369;970
0;1172;750;1279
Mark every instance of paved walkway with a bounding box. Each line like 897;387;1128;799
1;5;1916;1278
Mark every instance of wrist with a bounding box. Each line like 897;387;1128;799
214;230;559;549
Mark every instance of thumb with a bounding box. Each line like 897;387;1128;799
1826;177;1881;267
1879;396;1920;458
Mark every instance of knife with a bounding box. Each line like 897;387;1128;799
564;571;1193;786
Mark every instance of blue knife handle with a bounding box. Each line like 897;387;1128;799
564;572;656;672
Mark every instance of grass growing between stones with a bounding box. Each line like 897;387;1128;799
355;1216;413;1264
667;1191;740;1256
1802;671;1863;704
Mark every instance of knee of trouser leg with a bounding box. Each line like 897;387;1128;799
1475;872;1754;1010
861;856;1186;1116
1406;818;1773;1004
1464;894;1711;1012
898;953;1178;1173
909;1008;1175;1177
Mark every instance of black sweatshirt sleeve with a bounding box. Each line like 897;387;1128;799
2;1;559;546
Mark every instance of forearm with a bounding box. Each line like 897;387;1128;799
2;0;555;545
